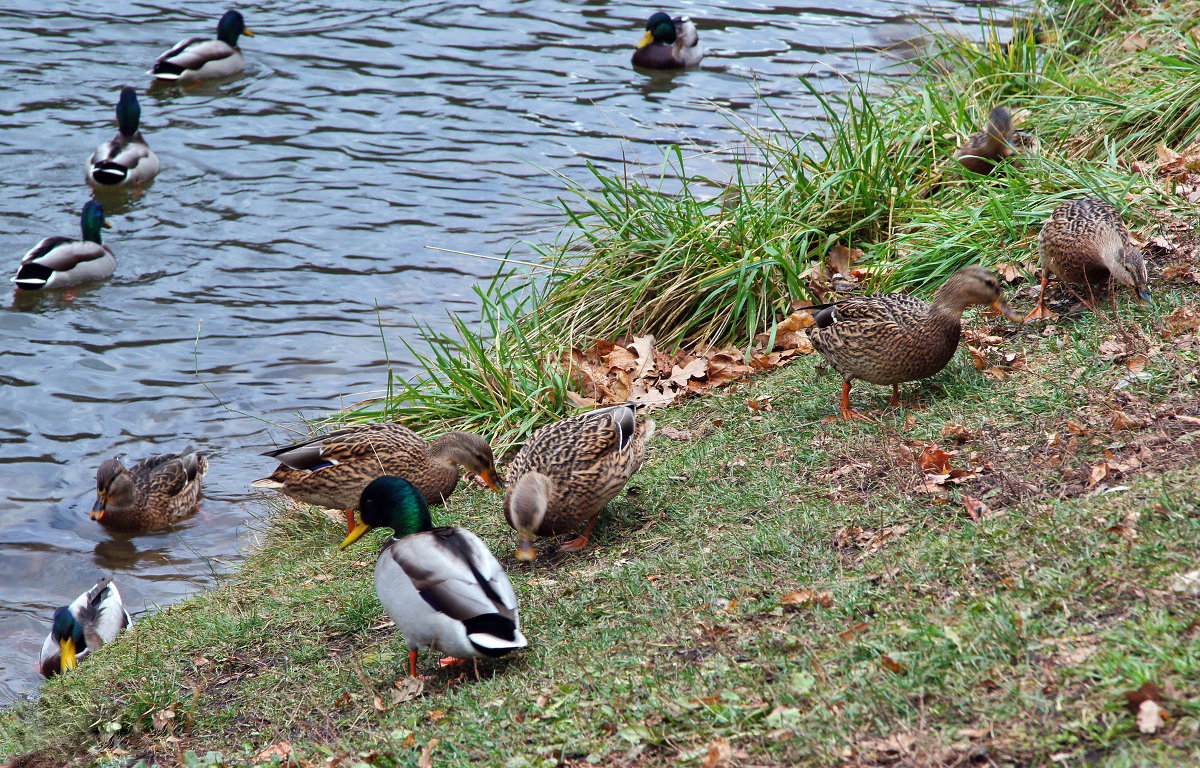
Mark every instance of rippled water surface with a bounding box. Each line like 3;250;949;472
0;0;1018;701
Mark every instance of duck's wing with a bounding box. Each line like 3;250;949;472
90;133;153;173
141;451;206;498
391;528;519;620
811;293;927;331
77;577;129;647
261;424;419;472
152;38;233;77
19;239;105;270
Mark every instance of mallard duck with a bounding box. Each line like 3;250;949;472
39;576;132;677
86;87;159;188
504;402;654;560
91;450;208;532
253;424;501;533
340;476;526;677
12;201;115;291
1026;197;1151;320
953;106;1016;176
807;266;1024;419
150;10;253;83
632;12;703;70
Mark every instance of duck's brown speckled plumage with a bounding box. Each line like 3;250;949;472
254;423;500;513
1027;197;1151;320
504;402;655;559
91;451;207;532
808;266;1022;419
953;106;1015;176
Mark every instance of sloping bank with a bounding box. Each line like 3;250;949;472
5;1;1200;765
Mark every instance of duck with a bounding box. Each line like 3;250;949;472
806;266;1024;419
86;87;159;188
1026;197;1151;320
632;12;703;70
504;402;654;560
91;450;208;532
12;201;115;291
150;10;253;83
39;576;132;677
340;476;526;678
253;423;502;534
953;106;1016;176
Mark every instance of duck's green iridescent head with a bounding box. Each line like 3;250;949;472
115;86;140;136
80;201;110;244
217;10;252;46
51;606;85;671
339;476;433;549
638;12;676;48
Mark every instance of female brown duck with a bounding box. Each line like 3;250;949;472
254;423;502;532
91;450;208;532
505;402;654;560
1026;197;1151;320
808;266;1023;419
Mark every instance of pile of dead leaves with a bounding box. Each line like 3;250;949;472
563;324;816;410
1133;142;1200;203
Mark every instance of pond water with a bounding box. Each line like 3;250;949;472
0;0;1016;703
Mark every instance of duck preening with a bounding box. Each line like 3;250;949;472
39;577;132;678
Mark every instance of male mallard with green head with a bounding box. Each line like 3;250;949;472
87;87;159;188
12;201;115;290
340;476;526;678
807;266;1023;419
91;450;208;532
632;12;703;70
39;576;132;677
504;402;654;560
1026;197;1151;321
151;10;254;83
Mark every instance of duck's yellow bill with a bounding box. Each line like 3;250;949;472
244;29;255;37
60;638;77;672
339;521;372;550
636;30;654;49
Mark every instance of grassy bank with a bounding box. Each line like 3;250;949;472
6;0;1200;765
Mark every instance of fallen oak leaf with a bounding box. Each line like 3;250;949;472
701;736;734;768
781;589;833;609
962;494;991;521
1124;683;1170;734
880;655;906;674
838;621;868;642
418;737;440;768
253;741;293;763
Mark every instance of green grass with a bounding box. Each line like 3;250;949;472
7;1;1200;765
4;276;1200;766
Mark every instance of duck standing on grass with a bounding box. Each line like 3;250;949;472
91;450;208;532
253;423;502;535
504;401;654;560
12;201;115;291
39;576;132;678
807;266;1024;420
340;476;526;678
1026;197;1151;321
150;10;254;83
632;12;703;70
86;87;159;188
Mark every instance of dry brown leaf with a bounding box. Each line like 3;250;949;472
827;243;862;277
427;709;447;722
941;423;973;441
150;708;176;732
1122;31;1149;51
1124;683;1170;734
701;736;734;768
838;621;868;642
1166;305;1200;336
391;676;425;704
1088;463;1109;487
418;737;440;768
995;262;1022;283
565;391;598;408
253;741;293;763
880;655;906;674
781;589;833;608
962;494;991;521
1111;410;1142;430
747;397;773;412
631;335;657;380
966;345;988;371
659;426;693;441
667;357;708;387
916;445;957;475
